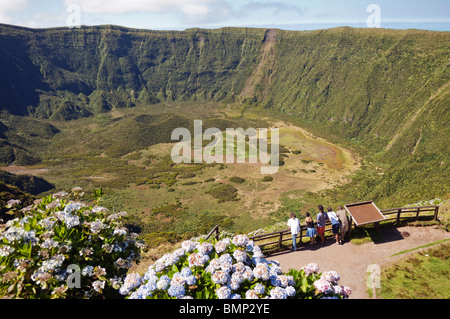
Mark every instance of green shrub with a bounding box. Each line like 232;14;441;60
179;172;196;179
207;184;239;203
262;176;273;182
143;232;182;248
181;181;198;186
229;176;245;184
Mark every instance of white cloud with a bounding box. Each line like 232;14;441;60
0;0;307;29
64;0;306;26
25;11;68;29
67;0;232;25
70;0;221;14
180;1;232;24
0;0;28;12
0;0;28;24
238;1;306;17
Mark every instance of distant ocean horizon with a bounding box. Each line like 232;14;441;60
141;21;450;32
215;21;450;32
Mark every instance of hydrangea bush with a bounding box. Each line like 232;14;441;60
121;234;351;299
1;189;351;299
0;189;145;298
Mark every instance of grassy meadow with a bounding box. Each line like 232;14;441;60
376;241;450;299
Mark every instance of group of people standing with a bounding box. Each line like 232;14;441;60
287;205;349;251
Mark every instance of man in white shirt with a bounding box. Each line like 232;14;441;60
287;212;300;251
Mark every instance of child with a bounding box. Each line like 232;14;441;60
305;212;317;245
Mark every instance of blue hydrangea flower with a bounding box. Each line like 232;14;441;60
285;286;296;297
197;242;213;255
232;234;248;247
229;279;240;291
253;263;270;280
270;287;287;299
212;270;230;285
156;275;170;290
233;249;247;263
219;253;233;264
215;238;230;254
185;275;197;286
119;273;142;295
270;276;281;287
245;290;259;299
143;281;157;293
143;268;157;282
168;284;185;298
231;272;244;284
254;283;265;294
216;286;231;299
181;240;196;252
180;267;192;277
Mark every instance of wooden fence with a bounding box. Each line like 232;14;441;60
379;205;439;225
206;224;220;241
248;221;333;253
206;205;440;253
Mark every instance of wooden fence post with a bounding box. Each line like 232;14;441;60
206;225;220;241
434;206;439;221
348;217;353;237
215;227;219;241
279;232;283;251
396;209;401;225
299;225;303;247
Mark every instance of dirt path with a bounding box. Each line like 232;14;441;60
385;80;450;151
267;225;450;299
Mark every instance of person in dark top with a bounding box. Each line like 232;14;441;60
316;205;328;245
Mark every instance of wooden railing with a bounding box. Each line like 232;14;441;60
205;225;220;241
248;220;335;253
380;205;439;225
205;205;440;253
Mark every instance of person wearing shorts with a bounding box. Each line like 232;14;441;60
316;205;328;244
327;207;341;245
305;212;317;245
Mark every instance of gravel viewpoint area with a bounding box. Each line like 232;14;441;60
267;225;450;298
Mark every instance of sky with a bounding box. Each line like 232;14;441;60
0;0;449;31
